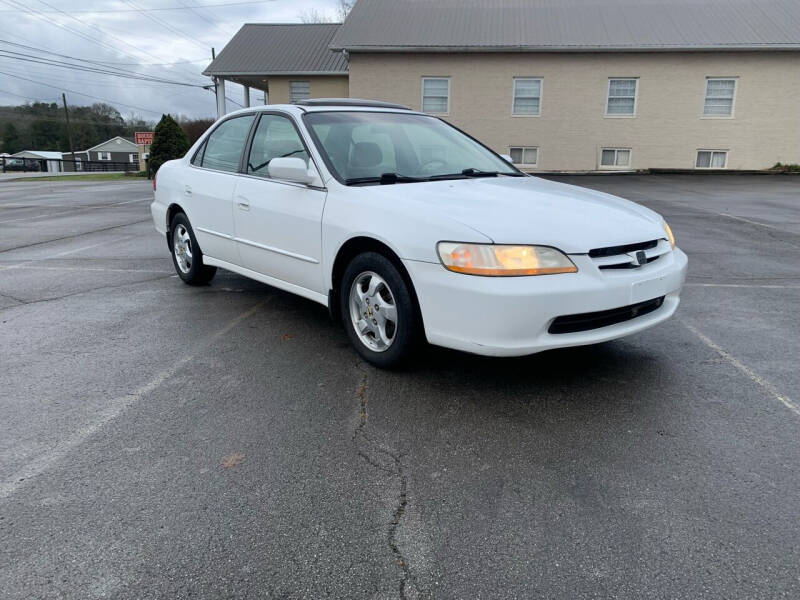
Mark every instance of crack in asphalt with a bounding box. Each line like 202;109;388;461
0;218;150;254
353;364;416;599
0;273;174;315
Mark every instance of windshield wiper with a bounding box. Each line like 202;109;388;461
428;168;524;180
345;172;428;185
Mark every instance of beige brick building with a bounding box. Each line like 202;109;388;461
206;0;800;172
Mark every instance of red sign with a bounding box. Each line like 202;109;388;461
135;131;154;145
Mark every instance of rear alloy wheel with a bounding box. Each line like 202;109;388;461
169;213;216;285
173;224;193;274
340;252;420;368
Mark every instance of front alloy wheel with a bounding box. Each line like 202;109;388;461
340;252;420;368
348;271;399;352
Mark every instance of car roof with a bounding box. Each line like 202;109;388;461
222;100;424;118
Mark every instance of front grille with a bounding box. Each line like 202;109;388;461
599;255;661;270
589;240;658;258
548;296;665;334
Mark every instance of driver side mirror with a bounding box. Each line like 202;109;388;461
268;157;320;186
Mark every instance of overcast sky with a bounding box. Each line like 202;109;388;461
0;0;345;120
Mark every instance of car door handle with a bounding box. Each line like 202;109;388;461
184;185;192;196
236;196;250;211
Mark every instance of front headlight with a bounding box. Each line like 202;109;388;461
663;221;676;249
437;242;578;276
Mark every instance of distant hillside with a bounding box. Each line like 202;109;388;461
0;102;213;154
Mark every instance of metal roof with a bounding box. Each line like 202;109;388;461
330;0;800;52
12;151;64;160
203;23;349;76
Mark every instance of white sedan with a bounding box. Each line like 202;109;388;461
151;99;687;367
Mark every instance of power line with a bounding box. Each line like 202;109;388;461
0;39;204;82
34;0;209;81
0;0;277;14
0;89;59;103
0;50;207;88
119;0;212;53
175;0;235;38
2;0;208;84
0;62;206;91
0;70;174;116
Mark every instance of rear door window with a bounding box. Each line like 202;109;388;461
200;115;255;173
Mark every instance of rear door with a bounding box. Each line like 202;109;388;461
232;112;326;294
185;113;255;264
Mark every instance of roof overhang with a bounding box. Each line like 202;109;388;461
203;70;349;77
333;44;800;53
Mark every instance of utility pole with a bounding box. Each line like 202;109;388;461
62;93;75;165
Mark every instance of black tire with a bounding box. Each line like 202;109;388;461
169;212;217;285
339;252;421;368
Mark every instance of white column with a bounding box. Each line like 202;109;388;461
215;77;227;118
264;90;268;105
243;85;250;108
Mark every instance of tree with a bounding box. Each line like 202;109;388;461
178;117;214;144
1;122;22;154
335;0;354;20
299;0;353;22
149;114;190;173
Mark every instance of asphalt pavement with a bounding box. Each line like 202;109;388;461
0;175;798;599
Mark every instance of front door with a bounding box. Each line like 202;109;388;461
233;113;326;294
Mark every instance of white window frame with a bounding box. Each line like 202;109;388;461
511;77;543;117
289;80;311;104
97;151;111;161
599;147;632;169
702;77;737;118
695;149;728;169
129;153;137;163
421;77;450;115
605;78;638;118
75;158;82;171
508;146;539;167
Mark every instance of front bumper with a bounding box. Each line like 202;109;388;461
403;248;688;357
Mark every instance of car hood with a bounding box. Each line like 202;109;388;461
362;176;667;254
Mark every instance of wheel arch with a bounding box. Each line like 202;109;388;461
329;236;424;332
165;203;186;249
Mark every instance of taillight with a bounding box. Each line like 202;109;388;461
153;171;157;192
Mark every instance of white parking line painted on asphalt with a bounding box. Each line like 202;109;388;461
0;233;142;271
2;265;172;274
0;300;266;500
685;283;800;289
684;322;800;418
719;213;788;231
0;197;151;225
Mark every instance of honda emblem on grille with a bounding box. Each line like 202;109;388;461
627;250;647;266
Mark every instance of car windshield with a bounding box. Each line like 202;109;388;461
303;111;521;184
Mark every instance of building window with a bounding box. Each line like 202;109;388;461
289;80;310;104
422;77;450;114
512;78;542;116
129;153;137;163
606;79;637;116
75;158;82;171
600;148;631;168
509;146;538;166
696;150;727;169
703;78;736;117
97;152;111;161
